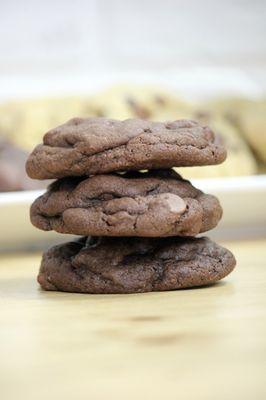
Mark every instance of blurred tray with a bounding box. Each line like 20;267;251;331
0;175;266;251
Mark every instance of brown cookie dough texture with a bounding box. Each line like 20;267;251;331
26;118;226;179
30;170;222;237
38;236;236;294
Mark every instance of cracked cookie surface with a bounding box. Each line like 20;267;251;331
30;169;222;237
38;236;236;294
26;117;226;179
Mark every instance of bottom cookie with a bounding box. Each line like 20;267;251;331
38;236;236;294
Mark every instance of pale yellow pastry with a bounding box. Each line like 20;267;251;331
177;115;257;179
203;97;266;164
0;86;192;149
0;96;94;150
87;84;193;120
237;100;266;164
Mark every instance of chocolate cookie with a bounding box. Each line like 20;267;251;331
38;236;236;294
30;169;222;237
26;118;226;179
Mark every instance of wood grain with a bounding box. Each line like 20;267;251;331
0;239;266;400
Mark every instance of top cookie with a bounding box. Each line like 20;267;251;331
26;118;226;179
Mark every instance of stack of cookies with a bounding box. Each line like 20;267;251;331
26;118;236;294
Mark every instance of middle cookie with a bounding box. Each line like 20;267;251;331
30;169;222;237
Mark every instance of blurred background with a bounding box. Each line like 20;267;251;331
0;0;266;192
1;0;266;78
1;4;266;398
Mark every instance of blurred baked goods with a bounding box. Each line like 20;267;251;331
0;86;191;151
85;84;192;120
177;113;257;179
233;100;266;164
0;96;92;151
205;98;266;164
0;138;49;192
0;84;264;191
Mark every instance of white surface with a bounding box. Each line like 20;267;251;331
1;175;266;251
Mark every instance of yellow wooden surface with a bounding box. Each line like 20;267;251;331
0;239;266;400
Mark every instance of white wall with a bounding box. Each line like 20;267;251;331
0;0;265;84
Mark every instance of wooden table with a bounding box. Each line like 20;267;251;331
1;239;266;400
